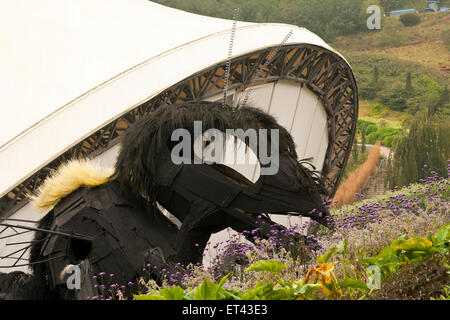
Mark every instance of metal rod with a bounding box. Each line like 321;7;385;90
0;256;29;261
6;239;45;246
0;223;93;241
0;254;66;268
0;230;32;240
13;245;30;267
0;245;32;260
0;217;39;223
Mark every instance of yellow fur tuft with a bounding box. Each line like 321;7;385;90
30;159;115;212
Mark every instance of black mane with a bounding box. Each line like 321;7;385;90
113;100;326;209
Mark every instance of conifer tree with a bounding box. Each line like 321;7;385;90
352;135;358;162
361;125;367;153
405;71;412;98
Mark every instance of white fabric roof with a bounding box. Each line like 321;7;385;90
0;0;341;198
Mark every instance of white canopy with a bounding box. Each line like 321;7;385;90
0;0;342;198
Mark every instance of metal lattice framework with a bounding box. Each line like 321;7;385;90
0;44;358;217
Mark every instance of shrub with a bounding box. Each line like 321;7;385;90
358;119;376;131
366;124;378;135
370;254;449;300
379;84;407;111
399;14;421;27
367;127;402;146
369;103;389;118
382;135;397;147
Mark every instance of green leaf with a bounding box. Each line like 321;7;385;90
245;259;286;274
194;280;219;300
133;294;167;300
157;286;186;300
240;281;274;300
338;278;369;292
392;237;434;252
221;289;242;300
134;285;186;300
295;283;323;298
359;257;377;265
183;289;195;300
317;247;336;264
263;287;294;300
364;245;398;269
217;273;230;290
336;238;348;255
431;223;450;252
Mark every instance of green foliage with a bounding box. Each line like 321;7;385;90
431;223;450;254
367;127;402;146
360;224;449;277
399;14;421;27
132;218;449;300
352;135;358;162
369;103;389;118
134;286;185;300
379;83;407;111
405;71;412;98
386;111;449;188
134;273;240;301
430;286;450;300
371;255;449;300
151;0;387;42
373;17;416;48
418;76;444;97
357;118;402;147
244;259;286;274
346;54;447;115
380;0;419;12
317;247;337;264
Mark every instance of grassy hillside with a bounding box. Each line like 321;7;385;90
333;12;449;74
332;12;449;118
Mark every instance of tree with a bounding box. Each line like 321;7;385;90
361;124;367;153
428;86;449;117
352;135;358;162
399;14;421;27
369;65;381;99
374;66;379;84
379;0;415;12
386;110;449;188
405;71;412;98
438;86;449;109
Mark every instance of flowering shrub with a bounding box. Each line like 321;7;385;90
90;162;450;300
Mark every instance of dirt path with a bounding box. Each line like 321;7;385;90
358;143;392;158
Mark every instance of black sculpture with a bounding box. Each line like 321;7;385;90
0;101;332;299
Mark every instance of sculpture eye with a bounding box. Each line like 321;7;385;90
193;131;261;184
